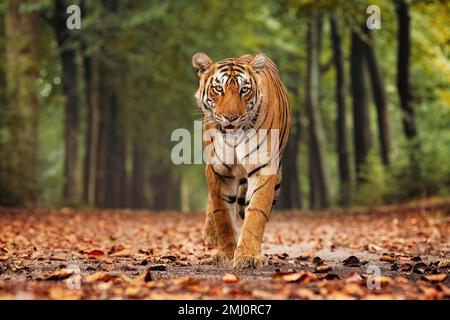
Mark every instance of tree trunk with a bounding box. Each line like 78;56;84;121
279;108;302;209
95;62;110;208
330;17;351;205
306;13;330;210
94;0;125;208
351;30;371;183
395;0;417;140
105;94;127;208
363;27;391;166
2;0;40;205
82;54;100;206
54;0;80;204
129;143;147;209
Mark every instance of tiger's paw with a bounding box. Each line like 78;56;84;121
233;252;268;269
212;248;234;268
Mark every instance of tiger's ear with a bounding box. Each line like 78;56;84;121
250;53;267;72
192;52;213;76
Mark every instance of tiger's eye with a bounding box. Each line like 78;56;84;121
240;87;250;95
213;85;223;93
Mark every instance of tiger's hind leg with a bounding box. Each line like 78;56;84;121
237;178;248;219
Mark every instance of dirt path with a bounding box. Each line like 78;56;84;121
0;199;449;299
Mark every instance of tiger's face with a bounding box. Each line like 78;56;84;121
192;52;267;132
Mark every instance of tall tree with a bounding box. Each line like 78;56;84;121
395;0;417;141
363;27;391;166
94;67;108;208
82;52;100;205
306;13;330;210
94;0;128;209
129;142;147;209
105;94;127;208
2;0;40;205
351;29;371;182
279;108;302;209
53;0;81;204
330;17;350;204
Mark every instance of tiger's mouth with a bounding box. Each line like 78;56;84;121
222;124;236;130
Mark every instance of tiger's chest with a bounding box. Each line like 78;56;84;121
208;130;277;179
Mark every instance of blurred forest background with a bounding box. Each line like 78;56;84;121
0;0;449;211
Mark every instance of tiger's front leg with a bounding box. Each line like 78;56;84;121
205;165;238;267
203;193;218;247
233;173;276;269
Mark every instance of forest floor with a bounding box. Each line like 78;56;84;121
0;198;449;300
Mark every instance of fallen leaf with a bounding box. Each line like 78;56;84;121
84;272;119;283
86;249;105;257
276;253;289;260
313;256;324;265
161;255;177;261
48;288;81;300
413;262;427;274
323;273;341;280
109;249;132;257
343;256;361;267
172;277;200;286
147;264;167;271
437;259;450;268
46;268;75;280
399;263;413;272
273;272;317;284
109;244;126;254
143;270;153;282
422;274;447;283
366;275;393;286
380;253;395;263
390;263;398;271
314;264;332;273
222;273;239;283
251;289;285;300
367;243;383;253
295;288;316;299
345;272;363;283
343;283;364;296
140;259;148;266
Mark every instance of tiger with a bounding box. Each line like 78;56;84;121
192;52;291;269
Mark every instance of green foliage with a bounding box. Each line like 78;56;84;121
352;151;387;206
0;0;449;209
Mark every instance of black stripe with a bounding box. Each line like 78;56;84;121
247;208;268;221
210;165;234;179
242;129;269;160
242;117;274;162
275;183;281;191
239;178;247;185
237;197;246;206
248;163;268;177
212;147;232;170
223;195;237;204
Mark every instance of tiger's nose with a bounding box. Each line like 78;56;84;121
224;114;239;122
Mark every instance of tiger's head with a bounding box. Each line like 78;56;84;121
192;52;267;132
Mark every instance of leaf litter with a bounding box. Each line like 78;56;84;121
0;198;449;299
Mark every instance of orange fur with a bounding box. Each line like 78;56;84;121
193;52;291;269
